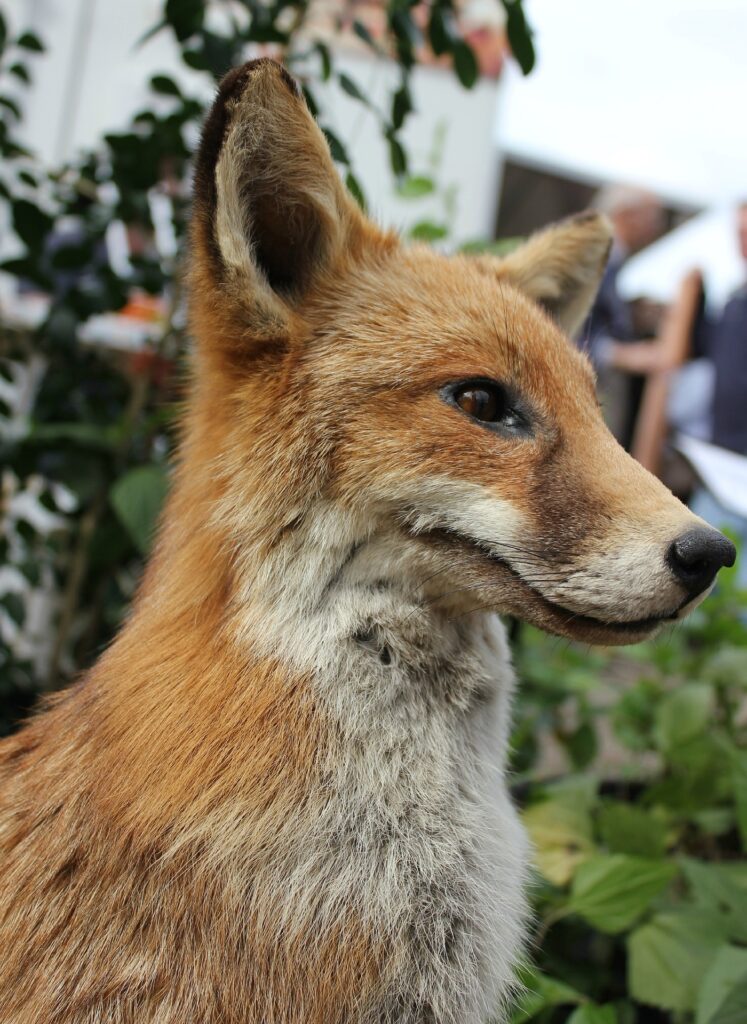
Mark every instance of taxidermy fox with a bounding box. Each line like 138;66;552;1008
0;59;736;1024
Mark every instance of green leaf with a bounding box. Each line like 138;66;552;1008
110;464;169;555
0;94;21;120
323;127;349;165
511;965;585;1022
408;221;448;243
345;171;366;211
503;0;536;75
8;62;30;83
697;947;747;1024
1;592;25;627
597;802;668;858
387;134;407;177
701;646;747;687
628;910;731;1011
396;175;435;199
352;19;378;51
16;30;44;52
428;7;456;56
338;72;367;104
732;749;747;850
709;974;747;1024
569;855;676;933
315;41;331;82
0;11;6;54
150;73;182;97
164;0;204;42
682;859;747;943
391;82;413;131
28;422;119;450
452;39;478;88
522;797;595;886
12;198;53;249
655;682;713;752
567;1005;617;1024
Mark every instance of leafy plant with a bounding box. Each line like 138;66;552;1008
512;557;747;1024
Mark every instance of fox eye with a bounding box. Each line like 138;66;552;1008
446;380;527;433
455;385;506;422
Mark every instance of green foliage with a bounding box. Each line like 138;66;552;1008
513;563;747;1024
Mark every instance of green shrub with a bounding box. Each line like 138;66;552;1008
511;555;747;1024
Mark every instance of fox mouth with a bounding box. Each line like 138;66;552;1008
494;555;682;636
412;526;684;642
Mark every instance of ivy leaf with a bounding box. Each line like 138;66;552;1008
110;464;169;555
16;30;44;52
569;855;676;933
452;40;478;89
150;74;182;97
503;0;536;75
696;947;747;1024
628;910;730;1011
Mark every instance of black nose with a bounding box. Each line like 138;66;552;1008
667;528;737;596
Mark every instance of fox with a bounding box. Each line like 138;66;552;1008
0;58;736;1024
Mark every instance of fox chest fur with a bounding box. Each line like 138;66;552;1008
0;539;527;1024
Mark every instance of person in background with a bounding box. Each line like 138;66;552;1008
683;202;747;584
582;185;666;445
693;202;747;455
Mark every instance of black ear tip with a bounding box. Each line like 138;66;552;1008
193;60;302;230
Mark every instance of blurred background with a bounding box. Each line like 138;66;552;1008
1;2;746;1021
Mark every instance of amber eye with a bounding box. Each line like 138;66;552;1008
454;385;507;423
444;379;529;434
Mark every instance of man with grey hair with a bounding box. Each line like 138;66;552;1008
583;184;665;444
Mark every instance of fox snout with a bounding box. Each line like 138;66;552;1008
666;528;736;596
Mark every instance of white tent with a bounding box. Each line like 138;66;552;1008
496;0;747;209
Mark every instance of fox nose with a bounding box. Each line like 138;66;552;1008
667;528;736;596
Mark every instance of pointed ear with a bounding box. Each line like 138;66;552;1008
191;59;365;332
483;213;613;338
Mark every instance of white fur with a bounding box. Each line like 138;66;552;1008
229;496;530;1024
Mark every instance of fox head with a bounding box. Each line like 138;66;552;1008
183;59;735;648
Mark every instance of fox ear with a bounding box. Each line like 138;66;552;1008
191;59;363;330
487;213;613;338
